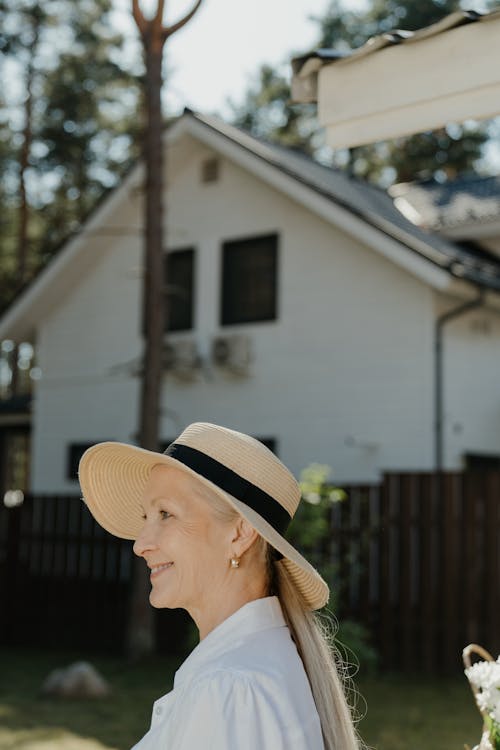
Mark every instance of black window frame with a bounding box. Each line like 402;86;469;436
464;452;500;471
220;233;278;326
67;442;112;481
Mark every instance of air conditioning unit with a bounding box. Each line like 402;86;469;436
163;339;199;380
211;334;252;376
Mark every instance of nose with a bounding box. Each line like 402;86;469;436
133;523;157;558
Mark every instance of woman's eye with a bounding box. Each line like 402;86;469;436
160;510;171;520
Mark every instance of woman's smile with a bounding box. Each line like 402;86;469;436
150;562;174;579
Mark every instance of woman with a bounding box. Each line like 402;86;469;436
79;421;362;750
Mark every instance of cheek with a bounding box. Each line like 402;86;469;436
188;524;228;576
200;524;231;570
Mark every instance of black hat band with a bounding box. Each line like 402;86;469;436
164;442;291;548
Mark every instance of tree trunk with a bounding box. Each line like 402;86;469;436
126;26;167;661
128;0;203;661
12;14;39;398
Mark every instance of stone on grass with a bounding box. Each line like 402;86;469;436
41;661;111;698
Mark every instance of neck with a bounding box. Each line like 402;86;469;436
191;582;269;641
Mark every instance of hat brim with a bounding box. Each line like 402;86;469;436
78;441;329;610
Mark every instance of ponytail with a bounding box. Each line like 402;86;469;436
269;548;364;750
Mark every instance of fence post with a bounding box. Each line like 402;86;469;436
379;473;394;670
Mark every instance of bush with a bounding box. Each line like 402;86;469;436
286;463;378;675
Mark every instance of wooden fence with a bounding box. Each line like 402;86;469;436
0;494;189;655
330;471;500;673
1;471;499;673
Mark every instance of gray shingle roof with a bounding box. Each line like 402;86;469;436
192;111;500;291
389;175;500;231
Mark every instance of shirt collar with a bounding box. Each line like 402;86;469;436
174;595;286;689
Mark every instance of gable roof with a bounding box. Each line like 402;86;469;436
171;111;500;290
2;110;500;341
389;174;500;232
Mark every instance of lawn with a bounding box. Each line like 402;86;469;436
0;648;483;750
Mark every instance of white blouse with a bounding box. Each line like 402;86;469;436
131;596;325;749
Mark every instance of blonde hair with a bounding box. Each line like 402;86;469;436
203;485;364;750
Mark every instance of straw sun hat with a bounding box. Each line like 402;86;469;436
78;422;329;610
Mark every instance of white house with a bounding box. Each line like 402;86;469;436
1;110;500;494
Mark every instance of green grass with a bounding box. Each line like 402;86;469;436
356;673;482;750
0;649;484;750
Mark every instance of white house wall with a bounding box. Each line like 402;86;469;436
437;295;500;468
31;187;144;491
31;136;487;492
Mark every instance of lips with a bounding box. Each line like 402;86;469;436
150;562;174;579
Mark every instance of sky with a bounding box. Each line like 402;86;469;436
111;0;367;117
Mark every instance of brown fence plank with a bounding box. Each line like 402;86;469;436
379;474;394;670
441;473;460;672
357;487;371;631
399;474;413;672
419;473;436;673
463;472;481;649
484;472;500;655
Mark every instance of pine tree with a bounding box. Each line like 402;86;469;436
0;0;141;308
230;65;318;155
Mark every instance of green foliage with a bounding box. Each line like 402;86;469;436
484;714;500;750
229;65;318;155
286;463;378;673
285;463;343;584
335;619;379;676
0;0;141;310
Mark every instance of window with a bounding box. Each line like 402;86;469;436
464;452;500;471
165;248;195;332
221;234;278;326
201;157;220;184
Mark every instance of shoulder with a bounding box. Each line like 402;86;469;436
171;669;288;747
183;628;315;706
185;666;274;702
171;668;323;749
176;667;288;725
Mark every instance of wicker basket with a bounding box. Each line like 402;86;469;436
463;644;495;750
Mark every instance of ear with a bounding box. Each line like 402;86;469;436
230;516;260;557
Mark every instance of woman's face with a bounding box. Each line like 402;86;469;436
133;464;235;614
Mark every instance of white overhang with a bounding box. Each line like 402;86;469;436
292;10;500;148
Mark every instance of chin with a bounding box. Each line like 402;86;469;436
149;589;177;609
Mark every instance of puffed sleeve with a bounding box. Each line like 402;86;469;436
168;669;302;750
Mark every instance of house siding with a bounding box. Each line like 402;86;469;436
437;295;500;467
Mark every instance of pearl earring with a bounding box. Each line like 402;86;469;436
230;556;240;568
